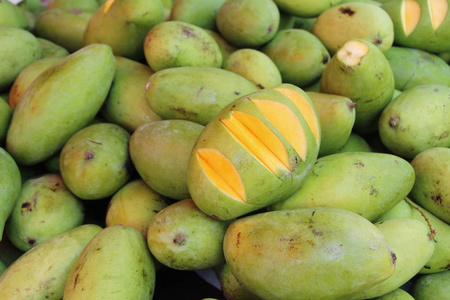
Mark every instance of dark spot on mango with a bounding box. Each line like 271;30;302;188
234;91;240;96
89;140;102;145
391;251;397;265
71;8;82;14
438;131;449;140
21;202;32;212
339;7;355;16
312;229;323;236
431;193;443;205
322;54;329;64
181;26;196;38
389;115;400;129
423;265;431;269
27;237;36;245
173;233;187;246
369;186;378;196
256;83;264;89
236;232;241;248
74;274;79;288
267;25;273;33
311;211;316;217
373;37;382;45
85;150;95;161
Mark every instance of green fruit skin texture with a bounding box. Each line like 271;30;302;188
0;224;102;300
147;199;231;270
130;119;204;200
274;0;343;18
336;133;372;153
349;219;435;299
0;148;21;240
64;225;156;299
5;174;84;252
0;99;12;143
204;29;238;66
273;152;415;222
372;288;415;300
6;44;116;166
0;26;42;91
85;0;165;61
46;0;100;11
410;147;450;224
411;270;450;300
37;38;70;59
143;20;222;71
0;0;29;29
145;66;258;125
384;46;450;91
378;84;450;160
261;29;330;88
223;208;396;300
101;56;161;132
320;39;395;134
169;0;226;30
60;123;132;200
377;199;450;274
34;8;93;53
219;263;263;300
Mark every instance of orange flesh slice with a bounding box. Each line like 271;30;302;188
103;0;115;14
402;0;421;36
428;0;448;29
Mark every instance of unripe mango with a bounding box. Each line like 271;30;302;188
336;133;372;153
0;100;12;144
273;0;343;17
204;29;238;66
219;263;262;300
169;0;226;30
223;208;396;300
0;0;29;29
46;0;99;11
373;288;415;300
37;38;69;59
411;270;450;299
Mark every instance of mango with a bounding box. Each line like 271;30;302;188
46;0;100;11
410;147;450;224
0;99;12;144
0;0;29;28
320;39;395;134
187;86;319;220
145;66;258;125
223;208;396;300
293;16;317;32
5;174;84;252
143;20;222;71
64;225;155;299
216;0;280;48
349;218;435;299
169;0;226;30
84;0;165;61
6;44;116;166
384;46;450;90
273;0;343;17
37;38;69;58
130;119;204;200
34;8;93;53
273;152;415;222
261;29;330;88
0;224;102;300
60;123;132;200
204;29;238;66
378;84;450;159
101;56;161;132
312;2;394;54
372;288;415;300
0;26;42;91
336;133;372;153
219;263;263;300
382;0;450;53
105;179;170;237
411;270;450;299
306;91;356;156
377;199;450;274
278;12;296;31
0;148;21;241
223;49;282;89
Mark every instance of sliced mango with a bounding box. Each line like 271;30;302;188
197;148;246;202
402;0;421;36
429;0;448;29
103;0;115;14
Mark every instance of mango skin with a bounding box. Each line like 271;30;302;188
336;133;372;153
0;224;102;300
0;99;12;144
372;288;415;300
411;271;450;300
37;38;69;59
274;0;343;17
46;0;99;11
224;208;396;300
0;26;42;91
64;225;156;300
204;29;238;66
60;123;132;200
169;0;226;30
6;44;116;166
0;148;21;241
0;0;29;29
219;263;263;300
273;152;415;222
145;66;258;125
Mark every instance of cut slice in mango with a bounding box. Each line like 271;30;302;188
197;148;246;202
103;0;115;14
402;0;421;36
428;0;448;29
220;111;291;175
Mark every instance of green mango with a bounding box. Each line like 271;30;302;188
169;0;226;30
223;208;396;300
320;39;395;134
130;119;204;200
411;270;450;300
293;16;317;32
261;29;330;88
101;56;161;132
37;38;69;58
84;0;164;61
8;57;62;109
410;147;450;224
278;12;296;31
46;0;100;11
0;148;21;241
372;288;415;300
312;2;394;54
273;152;415;222
143;20;222;71
204;29;238;66
0;99;12;144
6;44;116;166
378;84;450;159
336;133;372;153
219;263;263;300
34;8;93;53
384;46;450;90
0;224;102;300
377;199;450;274
350;219;435;299
273;0;343;17
60;123;132;200
306;91;356;156
64;225;156;299
5;174;84;252
145;66;258;125
0;0;29;28
0;26;42;92
216;0;280;48
147;199;230;270
223;49;282;89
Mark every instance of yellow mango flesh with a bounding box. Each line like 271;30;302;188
429;0;448;29
402;0;421;35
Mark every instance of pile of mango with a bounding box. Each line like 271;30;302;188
1;0;450;299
